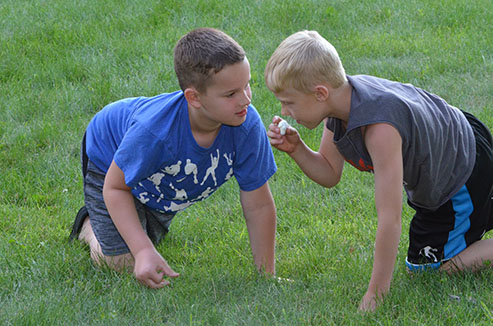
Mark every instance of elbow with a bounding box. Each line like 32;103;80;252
314;174;341;188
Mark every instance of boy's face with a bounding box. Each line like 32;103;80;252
274;87;326;129
194;57;252;127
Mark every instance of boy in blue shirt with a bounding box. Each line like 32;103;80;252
70;28;277;288
265;30;492;311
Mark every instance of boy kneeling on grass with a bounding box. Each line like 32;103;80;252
265;30;493;311
69;28;277;288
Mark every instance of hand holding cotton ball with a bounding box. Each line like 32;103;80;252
278;120;290;135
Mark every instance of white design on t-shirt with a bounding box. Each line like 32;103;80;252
200;149;220;186
225;168;233;181
223;153;233;181
137;192;150;204
169;182;188;201
223;153;233;165
148;172;167;196
148;172;165;186
164;201;193;212
184;159;198;184
196;187;214;201
163;160;182;176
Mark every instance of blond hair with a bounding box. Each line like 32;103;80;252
264;30;346;93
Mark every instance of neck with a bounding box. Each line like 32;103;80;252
326;81;352;122
188;105;221;148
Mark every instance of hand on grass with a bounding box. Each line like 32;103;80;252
133;247;180;288
267;116;300;154
359;291;381;312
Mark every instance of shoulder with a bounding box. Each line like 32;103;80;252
348;75;416;126
94;91;185;124
349;75;435;111
132;91;187;135
348;75;408;101
133;91;185;119
118;91;186;154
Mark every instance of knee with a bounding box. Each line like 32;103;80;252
100;252;135;273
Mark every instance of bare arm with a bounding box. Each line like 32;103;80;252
267;116;345;188
240;182;277;275
103;160;179;287
359;123;403;311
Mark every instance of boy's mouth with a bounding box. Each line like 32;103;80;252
236;108;248;117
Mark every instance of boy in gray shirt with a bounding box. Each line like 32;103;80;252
264;30;493;311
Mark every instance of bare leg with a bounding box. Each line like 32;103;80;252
440;239;493;273
79;217;135;273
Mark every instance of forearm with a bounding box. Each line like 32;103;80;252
101;161;178;288
241;185;277;274
289;141;340;188
366;215;401;296
245;204;276;274
103;187;154;256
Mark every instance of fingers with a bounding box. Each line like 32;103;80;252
135;269;166;289
136;268;177;289
144;274;169;289
272;115;282;124
268;117;296;143
359;292;381;312
267;126;282;145
134;259;180;289
160;263;180;278
267;117;301;155
267;116;285;140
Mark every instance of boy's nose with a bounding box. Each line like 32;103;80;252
280;106;290;117
241;90;251;106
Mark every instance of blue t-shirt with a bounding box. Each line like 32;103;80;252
85;91;277;213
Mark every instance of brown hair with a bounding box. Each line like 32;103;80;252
174;28;245;93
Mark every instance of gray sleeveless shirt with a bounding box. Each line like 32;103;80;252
326;75;475;209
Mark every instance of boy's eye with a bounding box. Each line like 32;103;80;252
226;92;235;98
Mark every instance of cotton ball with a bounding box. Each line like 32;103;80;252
278;120;290;135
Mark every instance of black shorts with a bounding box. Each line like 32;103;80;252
406;112;493;272
81;134;175;256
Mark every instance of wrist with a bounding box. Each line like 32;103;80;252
131;242;157;260
287;140;305;158
365;283;389;299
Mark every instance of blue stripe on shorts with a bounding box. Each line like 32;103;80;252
444;185;473;260
406;184;474;273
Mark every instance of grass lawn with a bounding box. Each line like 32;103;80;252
1;0;492;325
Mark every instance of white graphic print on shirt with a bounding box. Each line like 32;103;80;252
134;149;235;213
163;160;181;176
223;153;234;181
200;149;220;186
169;182;187;201
184;159;198;184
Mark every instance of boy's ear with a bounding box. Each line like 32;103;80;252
184;87;202;109
314;85;329;101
